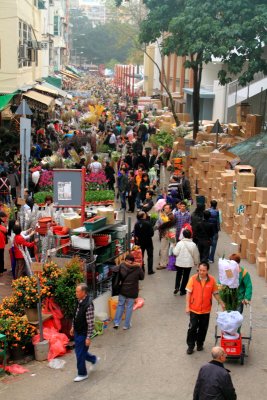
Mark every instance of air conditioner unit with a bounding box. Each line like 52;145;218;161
28;40;41;50
19;44;28;59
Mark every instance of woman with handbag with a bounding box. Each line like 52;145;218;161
172;229;199;295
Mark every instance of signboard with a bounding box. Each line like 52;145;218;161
53;169;82;207
31;262;43;273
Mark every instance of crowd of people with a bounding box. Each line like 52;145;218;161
0;76;254;397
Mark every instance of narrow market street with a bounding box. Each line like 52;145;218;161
1;230;266;400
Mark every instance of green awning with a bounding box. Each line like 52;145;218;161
66;66;81;77
0;92;17;112
43;75;62;89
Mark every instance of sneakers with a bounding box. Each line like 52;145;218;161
113;325;119;329
123;323;132;330
90;356;101;371
173;289;179;295
74;375;88;382
186;348;194;355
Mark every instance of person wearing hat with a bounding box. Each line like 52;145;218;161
0;211;8;276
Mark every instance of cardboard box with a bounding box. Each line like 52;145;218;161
247;251;256;264
246;114;262;137
236;172;255;192
256;188;267;204
251;201;260;217
256;257;266;277
64;216;82;229
252;225;261;242
228;123;240;135
236;102;250;124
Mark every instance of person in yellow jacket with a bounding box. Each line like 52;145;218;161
185;262;225;354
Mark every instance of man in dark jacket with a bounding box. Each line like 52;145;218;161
194;210;214;263
134;211;155;275
70;283;100;382
118;168;128;210
113;254;144;329
193;346;237;400
207;199;220;263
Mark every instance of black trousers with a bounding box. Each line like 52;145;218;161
175;267;191;293
0;248;4;273
197;240;211;263
128;195;136;212
187;312;210;349
140;244;154;273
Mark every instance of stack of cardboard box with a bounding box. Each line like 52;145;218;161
188;148;267;281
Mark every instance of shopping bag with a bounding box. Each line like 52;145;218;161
166;255;176;271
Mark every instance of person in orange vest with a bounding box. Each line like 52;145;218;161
185;262;225;354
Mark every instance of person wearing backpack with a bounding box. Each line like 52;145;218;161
113;254;144;330
172;229;199;295
134;211;155;275
0;171;11;204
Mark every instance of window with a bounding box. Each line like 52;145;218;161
54;16;60;36
18;19;32;68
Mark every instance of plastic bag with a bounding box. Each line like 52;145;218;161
3;364;29;374
42;298;63;331
218;258;239;288
131;247;143;265
133;297;144;311
166;255;176;271
33;327;69;361
217;311;243;335
48;358;66;369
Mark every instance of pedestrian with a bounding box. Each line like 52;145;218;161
134;211;155;275
207;200;220;263
70;283;100;382
104;161;115;191
191;203;205;244
172;229;199;296
141;190;154;213
118;168;128;210
157;203;176;270
194;210;214;262
0;171;11;204
127;170;138;213
174;200;191;241
229;253;253;314
89;155;102;173
185;262;225;354
13;224;35;278
139;173;150;204
113;254;144;329
0;212;8;277
193;346;237;400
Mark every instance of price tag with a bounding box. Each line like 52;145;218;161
225;269;233;278
31;262;43;273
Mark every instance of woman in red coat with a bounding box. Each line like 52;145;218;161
13;224;34;279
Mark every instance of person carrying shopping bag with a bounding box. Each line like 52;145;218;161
113;254;144;330
172;229;199;296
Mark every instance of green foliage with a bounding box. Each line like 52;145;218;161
96;144;110;153
150;131;174;148
34;191;53;205
54;257;84;319
85;190;114;203
219;287;238;312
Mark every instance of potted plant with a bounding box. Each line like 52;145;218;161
85;171;108;191
0;296;25;317
12;276;48;322
54;257;84;336
34;191;53;206
42;261;63;297
38;170;54;191
0;315;36;359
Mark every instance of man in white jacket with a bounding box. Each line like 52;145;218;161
172;229;199;295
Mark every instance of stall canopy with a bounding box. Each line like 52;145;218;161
59;70;80;80
44;75;62;88
0;92;17;112
66;66;81;77
34;84;59;97
23;90;55;108
39;82;71;99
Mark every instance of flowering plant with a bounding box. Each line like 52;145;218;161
85;171;108;190
12;276;48;309
0;316;36;349
42;261;63;296
39;170;54;191
0;296;25;317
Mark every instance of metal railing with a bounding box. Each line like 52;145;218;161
228;72;266;96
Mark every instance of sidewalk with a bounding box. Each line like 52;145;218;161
0;229;267;400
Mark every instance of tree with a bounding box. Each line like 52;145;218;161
140;0;267;139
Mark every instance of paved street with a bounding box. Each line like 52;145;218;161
0;230;267;400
